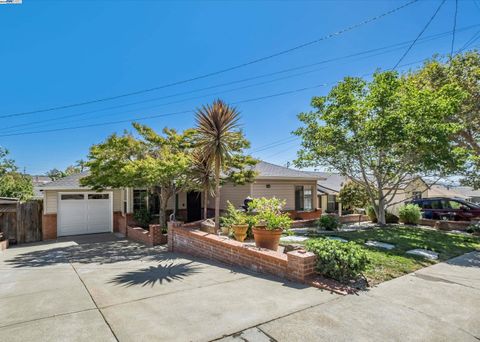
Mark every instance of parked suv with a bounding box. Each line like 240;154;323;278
409;197;480;221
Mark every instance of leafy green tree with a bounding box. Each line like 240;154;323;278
0;147;33;200
338;181;369;211
194;99;256;232
294;71;466;225
46;168;65;181
80;123;196;228
409;51;480;188
0;172;33;201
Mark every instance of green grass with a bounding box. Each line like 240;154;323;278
298;226;480;285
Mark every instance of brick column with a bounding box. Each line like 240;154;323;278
167;221;183;252
286;250;317;282
149;224;162;246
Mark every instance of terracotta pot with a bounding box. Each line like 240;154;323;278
232;224;249;242
253;227;283;251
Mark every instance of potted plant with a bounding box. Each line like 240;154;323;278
249;197;292;251
221;201;249;241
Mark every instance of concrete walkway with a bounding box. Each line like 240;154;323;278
1;234;479;341
223;251;480;342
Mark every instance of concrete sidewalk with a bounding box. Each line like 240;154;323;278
223;251;480;342
1;234;479;341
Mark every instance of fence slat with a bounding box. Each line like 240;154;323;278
0;200;43;244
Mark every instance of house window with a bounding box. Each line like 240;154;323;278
61;194;84;200
412;191;422;200
133;190;148;211
327;195;337;213
295;185;313;211
88;194;109;200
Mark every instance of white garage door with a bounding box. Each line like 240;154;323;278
58;192;112;236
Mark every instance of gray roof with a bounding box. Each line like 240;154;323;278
306;171;347;194
254;161;320;179
40;171;90;190
41;162;318;190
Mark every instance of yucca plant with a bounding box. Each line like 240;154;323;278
194;99;242;233
190;149;215;220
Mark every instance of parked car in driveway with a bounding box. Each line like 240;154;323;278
409;197;480;221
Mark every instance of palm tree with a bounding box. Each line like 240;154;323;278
195;99;241;233
190;149;215;220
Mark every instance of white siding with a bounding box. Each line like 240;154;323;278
218;183;252;210
252;181;296;210
44;189;123;214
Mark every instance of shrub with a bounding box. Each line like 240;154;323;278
398;204;421;224
305;239;370;282
133;208;152;229
248;197;292;231
316;215;340;231
466;222;480;234
366;206;399;224
220;201;248;227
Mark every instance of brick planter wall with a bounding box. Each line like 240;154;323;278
419;218;472;231
339;214;370;224
167;221;317;282
126;224;167;247
287;209;322;220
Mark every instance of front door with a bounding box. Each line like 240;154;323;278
187;191;202;222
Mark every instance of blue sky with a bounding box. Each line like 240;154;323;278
1;0;479;175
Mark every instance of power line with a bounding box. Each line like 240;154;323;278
5;24;476;134
0;0;420;119
450;0;458;56
392;0;446;70
0;84;326;138
458;30;480;53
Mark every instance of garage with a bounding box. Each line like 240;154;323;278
57;192;113;236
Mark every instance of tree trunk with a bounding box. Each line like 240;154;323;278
158;189;169;228
214;157;220;233
203;186;208;220
377;196;386;226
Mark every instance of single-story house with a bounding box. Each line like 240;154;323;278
447;186;480;204
307;172;347;215
40;161;322;239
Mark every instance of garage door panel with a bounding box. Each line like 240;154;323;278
58;192;112;237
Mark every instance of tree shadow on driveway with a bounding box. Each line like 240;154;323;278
108;261;202;287
3;236;170;268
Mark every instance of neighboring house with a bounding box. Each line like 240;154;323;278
31;175;52;199
448;186;480;204
308;172;347;215
40;161;322;239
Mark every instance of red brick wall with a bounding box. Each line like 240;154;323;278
168;222;317;282
113;211;127;234
126;224;167;246
42;213;57;240
419;218;471;231
287;209;322;220
339;214;370;224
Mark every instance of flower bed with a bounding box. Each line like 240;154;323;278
167;221;317;283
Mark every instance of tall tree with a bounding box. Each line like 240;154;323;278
409;51;480;188
0;147;33;200
46;168;65;181
194;99;255;232
80;123;196;228
294;71;465;225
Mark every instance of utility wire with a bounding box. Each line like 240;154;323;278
450;0;458;56
392;0;446;70
458;29;480;53
0;84;326;138
0;0;419;119
5;23;475;133
0;53;444;139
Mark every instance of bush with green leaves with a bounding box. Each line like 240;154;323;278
366;206;399;224
248;197;292;231
466;222;480;234
220;201;248;227
398;204;422;224
133;208;152;229
316;215;340;231
305;238;370;282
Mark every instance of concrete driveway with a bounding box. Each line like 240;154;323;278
0;234;337;342
1;234;479;341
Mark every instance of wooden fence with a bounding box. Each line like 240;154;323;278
0;200;43;244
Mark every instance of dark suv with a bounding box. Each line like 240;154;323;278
409;197;480;221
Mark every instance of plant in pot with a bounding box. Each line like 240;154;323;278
221;201;249;241
249;197;292;251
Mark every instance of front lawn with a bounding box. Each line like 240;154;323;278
295;226;480;285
